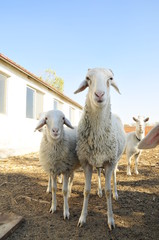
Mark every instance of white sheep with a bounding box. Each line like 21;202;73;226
74;68;126;230
34;110;80;219
138;123;159;149
126;116;149;175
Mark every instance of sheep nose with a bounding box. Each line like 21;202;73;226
52;128;59;133
95;91;105;98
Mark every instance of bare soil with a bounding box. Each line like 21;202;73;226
0;147;159;240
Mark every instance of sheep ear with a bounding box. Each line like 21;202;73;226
144;117;149;122
74;80;88;94
133;117;138;122
138;124;159;149
64;117;74;129
34;118;46;132
109;69;114;75
110;79;121;94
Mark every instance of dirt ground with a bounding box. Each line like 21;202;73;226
0;147;159;240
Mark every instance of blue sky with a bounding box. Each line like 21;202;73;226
1;0;159;124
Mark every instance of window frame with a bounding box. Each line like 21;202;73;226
53;98;63;111
26;85;44;119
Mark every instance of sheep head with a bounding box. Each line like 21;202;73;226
74;68;120;108
133;116;149;134
34;110;74;140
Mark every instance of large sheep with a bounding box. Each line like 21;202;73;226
74;68;126;230
126;116;149;175
138;123;159;149
35;110;80;219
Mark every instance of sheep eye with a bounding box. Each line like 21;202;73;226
62;117;65;120
86;76;90;81
109;77;113;81
45;117;48;121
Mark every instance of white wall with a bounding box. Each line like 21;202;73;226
0;61;82;158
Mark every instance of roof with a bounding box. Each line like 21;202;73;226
0;53;83;110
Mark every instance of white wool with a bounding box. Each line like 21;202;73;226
39;126;79;175
76;95;126;168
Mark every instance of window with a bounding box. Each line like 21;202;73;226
69;106;75;125
26;86;43;119
0;73;7;114
26;87;35;118
53;99;63;111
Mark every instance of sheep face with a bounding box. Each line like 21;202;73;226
74;68;120;109
133;116;149;135
35;110;74;139
45;110;66;140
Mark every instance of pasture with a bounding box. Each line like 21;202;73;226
0;143;158;240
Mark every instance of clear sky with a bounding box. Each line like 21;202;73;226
1;0;159;124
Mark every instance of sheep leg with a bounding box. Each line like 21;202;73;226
63;174;70;219
134;152;141;175
112;166;118;200
46;173;51;193
127;153;132;175
78;164;93;227
105;164;115;230
97;168;103;198
50;174;57;213
116;162;119;172
68;172;74;198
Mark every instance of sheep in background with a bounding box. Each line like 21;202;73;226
138;123;159;149
126;116;149;175
35;110;80;219
74;68;126;230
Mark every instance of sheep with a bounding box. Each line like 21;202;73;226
38;114;104;199
126;116;149;175
35;116;63;191
74;68;126;230
138;123;159;149
34;110;80;219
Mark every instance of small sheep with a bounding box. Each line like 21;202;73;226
126;116;149;175
74;68;126;230
138;123;159;149
35;117;63;191
35;110;80;219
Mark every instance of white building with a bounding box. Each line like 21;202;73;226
0;54;83;158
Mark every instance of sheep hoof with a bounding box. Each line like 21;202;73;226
46;188;51;193
64;212;70;220
108;218;115;230
113;192;118;201
127;172;131;176
49;206;56;213
108;222;115;230
135;171;139;175
77;216;86;227
98;189;103;198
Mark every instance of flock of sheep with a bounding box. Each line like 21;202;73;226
34;68;159;231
